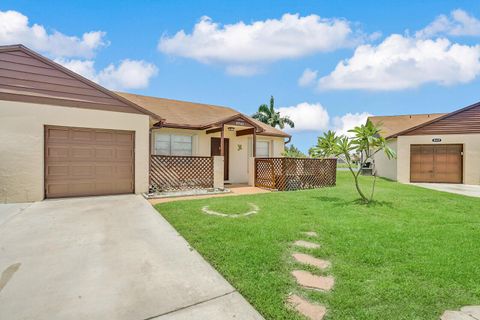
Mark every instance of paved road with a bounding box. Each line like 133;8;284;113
0;195;263;320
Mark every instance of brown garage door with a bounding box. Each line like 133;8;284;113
45;126;134;198
410;144;463;183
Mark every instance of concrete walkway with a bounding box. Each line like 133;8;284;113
412;183;480;198
0;195;263;320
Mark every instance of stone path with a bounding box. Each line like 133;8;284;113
287;294;326;320
291;270;335;291
287;231;334;320
293;240;321;249
302;231;318;237
292;253;330;270
441;306;480;320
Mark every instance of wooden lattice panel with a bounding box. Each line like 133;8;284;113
150;155;214;192
255;158;337;191
255;159;276;189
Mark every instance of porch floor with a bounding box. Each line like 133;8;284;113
149;184;270;205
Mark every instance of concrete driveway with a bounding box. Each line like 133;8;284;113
0;195;263;320
412;183;480;198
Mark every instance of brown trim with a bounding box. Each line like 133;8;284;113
0;92;145;115
220;124;225;156
0;44;163;121
253;129;257;157
210;113;264;133
206;127;222;134
160;122;289;137
236;128;255;137
388;101;480;138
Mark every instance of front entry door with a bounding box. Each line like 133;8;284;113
211;137;229;180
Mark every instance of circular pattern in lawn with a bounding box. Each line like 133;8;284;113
201;203;259;218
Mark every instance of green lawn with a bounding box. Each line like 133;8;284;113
154;172;480;320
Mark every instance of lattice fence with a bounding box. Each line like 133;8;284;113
150;155;214;192
255;157;337;191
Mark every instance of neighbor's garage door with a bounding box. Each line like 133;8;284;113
410;144;463;183
45;126;134;198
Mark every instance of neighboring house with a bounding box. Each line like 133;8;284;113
370;102;480;185
0;44;162;203
0;44;290;203
116;92;289;184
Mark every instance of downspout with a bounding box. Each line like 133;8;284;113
284;136;292;145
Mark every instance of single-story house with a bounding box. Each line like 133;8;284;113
115;92;290;185
0;44;290;203
370;102;480;185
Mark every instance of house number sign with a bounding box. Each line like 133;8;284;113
432;138;442;142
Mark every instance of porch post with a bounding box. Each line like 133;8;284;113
220;124;225;156
252;128;257;157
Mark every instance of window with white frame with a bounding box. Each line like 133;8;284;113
154;133;192;156
256;141;270;157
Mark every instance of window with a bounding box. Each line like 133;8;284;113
256;141;270;157
154;133;192;156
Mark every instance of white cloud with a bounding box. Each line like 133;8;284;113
0;10;107;58
318;34;480;90
278;102;330;131
159;14;362;75
57;59;158;90
298;68;318;87
333;112;372;136
416;9;480;38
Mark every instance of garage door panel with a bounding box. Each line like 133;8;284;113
95;131;115;143
410;144;462;183
71;129;95;142
95;147;115;160
116;148;134;161
46;127;69;141
45;126;134;198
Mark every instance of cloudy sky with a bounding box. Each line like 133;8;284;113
1;1;480;152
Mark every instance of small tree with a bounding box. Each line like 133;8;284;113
282;144;306;158
313;122;396;204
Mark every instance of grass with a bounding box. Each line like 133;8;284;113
154;172;480;320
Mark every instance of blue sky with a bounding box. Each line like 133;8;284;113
1;0;480;152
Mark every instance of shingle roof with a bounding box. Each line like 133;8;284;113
116;92;290;137
368;113;447;138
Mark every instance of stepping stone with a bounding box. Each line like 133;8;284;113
461;307;480;319
440;311;478;320
302;231;318;237
287;294;326;320
294;240;320;249
291;270;334;291
292;253;331;270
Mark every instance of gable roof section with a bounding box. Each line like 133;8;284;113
115;91;291;138
369;113;446;138
0;44;162;120
388;101;480;138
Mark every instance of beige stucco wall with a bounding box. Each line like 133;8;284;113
397;134;480;185
0;100;150;203
151;127;285;183
373;139;398;181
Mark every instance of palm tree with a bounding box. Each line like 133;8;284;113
252;96;294;129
